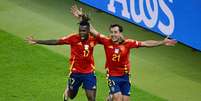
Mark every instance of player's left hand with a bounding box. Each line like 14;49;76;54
163;38;177;46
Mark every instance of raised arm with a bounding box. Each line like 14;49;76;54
71;5;99;37
26;36;61;45
140;37;177;47
71;4;83;21
89;23;99;37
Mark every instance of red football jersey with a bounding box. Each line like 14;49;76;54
59;33;97;74
97;34;141;76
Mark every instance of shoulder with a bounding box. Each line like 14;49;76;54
89;33;96;39
100;34;108;38
67;33;79;38
124;39;141;47
60;33;79;40
99;34;110;40
125;39;141;42
125;39;135;43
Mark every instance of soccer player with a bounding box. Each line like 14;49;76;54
26;18;97;101
94;24;176;101
71;5;177;101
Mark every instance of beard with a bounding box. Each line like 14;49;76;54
80;34;89;41
111;36;118;42
111;35;124;43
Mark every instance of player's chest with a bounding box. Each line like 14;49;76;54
105;44;128;55
71;41;95;51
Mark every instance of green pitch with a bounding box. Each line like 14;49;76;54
0;0;201;101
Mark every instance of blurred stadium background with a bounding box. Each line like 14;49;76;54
0;0;201;101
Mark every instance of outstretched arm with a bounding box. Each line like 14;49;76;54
71;5;99;37
141;37;177;47
26;36;61;45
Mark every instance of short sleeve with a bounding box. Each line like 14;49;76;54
126;39;142;48
96;33;110;45
58;34;75;45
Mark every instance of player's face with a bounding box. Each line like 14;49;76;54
79;25;89;40
110;26;122;42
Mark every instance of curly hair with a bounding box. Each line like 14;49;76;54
79;14;90;28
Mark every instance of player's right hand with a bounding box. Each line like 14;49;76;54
26;36;37;44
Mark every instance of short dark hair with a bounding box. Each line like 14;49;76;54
79;20;90;28
109;24;123;32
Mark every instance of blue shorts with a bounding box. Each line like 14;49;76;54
67;73;96;93
108;75;131;96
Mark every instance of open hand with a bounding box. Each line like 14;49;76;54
26;36;37;44
71;5;83;19
163;38;177;46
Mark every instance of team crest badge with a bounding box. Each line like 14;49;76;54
84;45;89;50
114;48;119;54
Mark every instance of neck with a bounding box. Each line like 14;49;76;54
113;41;119;44
114;38;124;44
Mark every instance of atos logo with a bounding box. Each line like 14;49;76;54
107;0;174;36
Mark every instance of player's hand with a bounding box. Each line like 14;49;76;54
71;5;83;20
163;37;177;46
26;36;37;44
